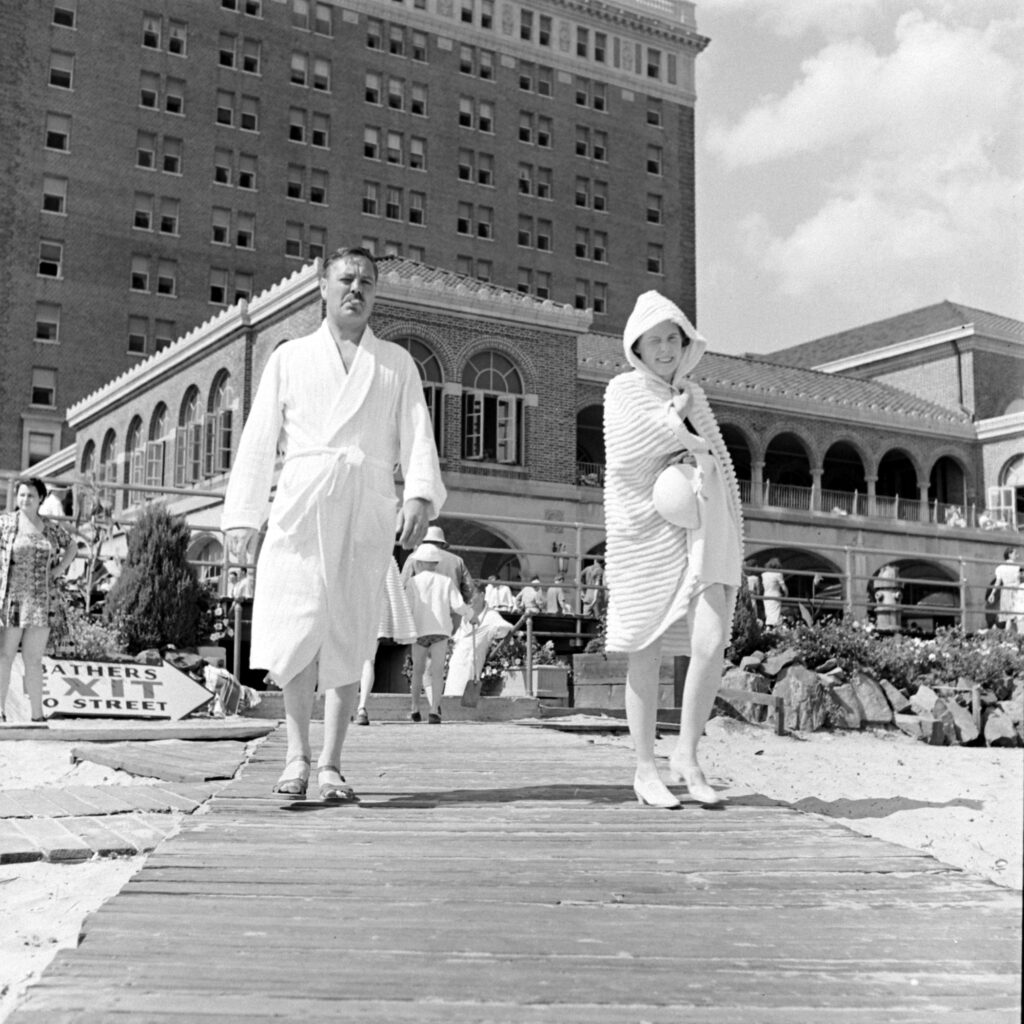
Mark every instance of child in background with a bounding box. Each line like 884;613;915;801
405;543;475;723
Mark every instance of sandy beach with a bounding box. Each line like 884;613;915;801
1;721;1021;1021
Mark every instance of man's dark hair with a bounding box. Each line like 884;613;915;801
320;247;379;282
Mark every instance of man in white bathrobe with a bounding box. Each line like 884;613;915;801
223;247;446;801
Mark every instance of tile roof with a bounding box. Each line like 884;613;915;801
578;334;971;426
761;301;1024;368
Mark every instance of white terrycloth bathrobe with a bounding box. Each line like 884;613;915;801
603;292;743;655
222;321;446;690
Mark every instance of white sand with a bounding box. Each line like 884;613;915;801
1;724;1021;1022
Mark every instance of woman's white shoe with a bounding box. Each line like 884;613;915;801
633;773;681;809
668;761;724;806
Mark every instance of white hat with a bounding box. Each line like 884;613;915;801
423;525;447;545
622;291;707;386
412;543;442;563
652;463;701;530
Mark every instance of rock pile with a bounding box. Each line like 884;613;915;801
717;648;1023;747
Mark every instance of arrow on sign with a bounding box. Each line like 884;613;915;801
34;658;214;721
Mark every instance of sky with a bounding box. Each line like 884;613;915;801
691;0;1024;357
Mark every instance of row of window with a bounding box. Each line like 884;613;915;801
362;184;426;225
33;303;178;356
365;74;428;115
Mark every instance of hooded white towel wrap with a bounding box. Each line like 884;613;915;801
603;291;744;655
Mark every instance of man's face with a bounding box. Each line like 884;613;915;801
320;256;377;336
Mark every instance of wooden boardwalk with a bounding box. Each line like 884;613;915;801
10;722;1021;1022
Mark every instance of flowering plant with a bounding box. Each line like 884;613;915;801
480;631;564;687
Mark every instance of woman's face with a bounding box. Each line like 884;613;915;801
16;484;41;514
634;321;686;382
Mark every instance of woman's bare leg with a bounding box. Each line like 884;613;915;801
20;627;50;720
410;643;427;715
625;640;662;781
425;639;447;714
0;627;25;718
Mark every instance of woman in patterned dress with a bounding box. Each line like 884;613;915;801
603;292;744;810
0;478;76;722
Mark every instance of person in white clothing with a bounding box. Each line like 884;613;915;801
405;544;475;723
517;576;544;614
444;591;514;697
545;575;572;614
603;291;743;810
760;559;787;627
987;547;1022;632
222;247;445;802
483;575;515;611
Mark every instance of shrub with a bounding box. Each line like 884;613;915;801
50;605;126;660
104;507;208;653
727;574;762;662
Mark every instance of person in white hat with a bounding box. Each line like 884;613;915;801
603;290;743;809
401;523;476;629
403;542;476;722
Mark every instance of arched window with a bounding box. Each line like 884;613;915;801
206;371;234;476
124;416;145;506
80;439;95;477
146;403;169;488
99;429;118;511
461;350;524;464
175;387;202;486
393;337;444;450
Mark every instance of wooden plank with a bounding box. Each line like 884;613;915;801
69;741;247;782
0;719;274;743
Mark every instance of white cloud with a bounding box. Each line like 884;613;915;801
706;9;1024;317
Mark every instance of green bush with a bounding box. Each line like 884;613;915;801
727;574;763;662
50;605;126;660
104;507;208;653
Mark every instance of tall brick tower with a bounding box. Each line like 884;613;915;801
0;0;708;472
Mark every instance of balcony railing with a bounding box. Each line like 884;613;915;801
575;464;1018;532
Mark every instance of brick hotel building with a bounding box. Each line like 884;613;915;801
0;0;708;472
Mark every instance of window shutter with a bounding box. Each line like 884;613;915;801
463;392;483;459
496;395;517;464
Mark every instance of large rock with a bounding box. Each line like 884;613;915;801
719;666;770;723
983;708;1020;747
772;665;826;732
851;671;893;724
878;678;911;714
739;652;765;672
763;648;800;678
823;678;863;730
947;698;980;745
894;713;948;745
912;686;958;743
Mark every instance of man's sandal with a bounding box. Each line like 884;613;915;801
317;764;358;803
272;755;310;798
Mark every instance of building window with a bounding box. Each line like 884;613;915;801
53;0;76;27
519;9;532;41
35;302;61;342
289;108;305;143
142;13;161;48
214;148;232;185
394;337;444;449
408;191;425;225
593;130;607;161
411;83;427;116
312;58;330;91
517;215;532;247
162;137;182;174
366;17;382;49
536;167;552;199
647;100;663;127
385;186;402;221
216;90;234;126
165;78;185;114
537;116;551;147
574;279;590;311
593;231;607;263
362;181;379;216
212;207;230;244
27;432;57;468
477;206;493;239
209;267;228;304
593;282;607;314
535;270;550;299
461;351;524;464
479;101;493;133
234;271;253;303
457;202;473;236
140;71;159;108
538;14;551;46
477;153;494;186
593;180;608;212
386;131;403;165
311;112;329;147
49;51;74;89
409;136;426;170
387;77;404;111
291;52;308;86
175;388;203;486
38;240;63;278
206;372;234;475
647;47;662;79
408;245;425;261
238;153;257;189
146;405;169;487
154;320;175;351
365;72;381;105
236;212;255;248
518;164;533;195
388;25;405;56
241;39;260;74
364;127;380;160
308;225;325;260
136;130;156;168
128;316;148;354
31;367;57;407
647;244;663;275
240;96;258;131
218;32;236;68
125;416;146;505
41;175;67;214
411;30;427;61
156;259;177;295
314;2;333;36
130;254;150;291
98;430;118;510
244;0;262;16
285;222;303;258
458;149;473;182
536;219;551;251
168;20;187;55
291;0;309;29
309;169;327;204
647;145;662;175
159;197;179;234
45;112;70;151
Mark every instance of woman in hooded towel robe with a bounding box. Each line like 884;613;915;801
603;291;743;809
223;248;445;801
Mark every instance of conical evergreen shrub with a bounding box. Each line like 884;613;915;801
728;574;762;661
104;506;206;653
